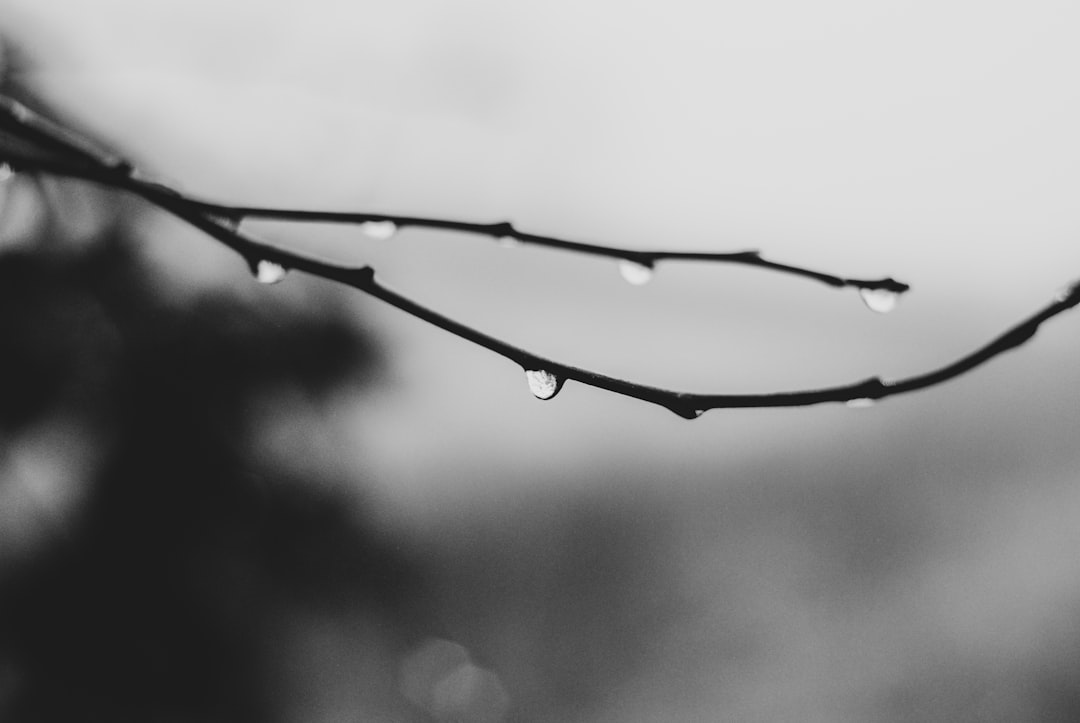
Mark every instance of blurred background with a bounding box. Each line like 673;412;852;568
1;1;1080;721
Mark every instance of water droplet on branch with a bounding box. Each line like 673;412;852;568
210;213;243;232
618;260;654;286
0;163;14;183
670;405;706;419
858;287;899;314
525;369;562;400
253;259;287;284
362;220;397;240
846;398;876;408
1054;282;1079;303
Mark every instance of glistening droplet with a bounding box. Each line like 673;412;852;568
0;163;14;183
525;369;561;400
1054;281;1080;303
210;212;243;232
858;287;899;314
362;220;397;240
846;397;876;408
254;259;287;284
618;260;654;286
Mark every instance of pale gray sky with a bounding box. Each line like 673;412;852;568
7;6;1080;721
3;0;1080;504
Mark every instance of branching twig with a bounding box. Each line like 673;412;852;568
182;200;910;294
1;94;1074;418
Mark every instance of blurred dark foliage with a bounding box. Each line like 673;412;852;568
0;193;428;722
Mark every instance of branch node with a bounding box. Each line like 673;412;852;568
348;266;376;287
488;221;516;238
851;376;889;401
668;403;705;420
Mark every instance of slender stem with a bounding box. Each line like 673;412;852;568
184;200;909;293
4;94;1072;418
0;94;907;294
0;96;129;171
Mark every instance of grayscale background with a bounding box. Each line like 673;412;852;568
1;2;1079;721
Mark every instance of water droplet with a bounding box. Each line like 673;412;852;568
671;406;706;419
210;212;243;232
846;397;876;408
0;163;14;183
858;287;899;314
362;220;397;240
1054;281;1079;303
497;236;519;249
618;259;654;286
525;369;561;400
253;259;287;284
128;168;184;196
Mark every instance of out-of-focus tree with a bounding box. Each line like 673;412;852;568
0;53;441;721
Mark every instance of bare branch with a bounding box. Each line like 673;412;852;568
2;94;1073;418
0;96;130;172
0;96;906;294
183;200;910;294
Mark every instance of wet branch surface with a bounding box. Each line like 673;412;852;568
1;95;1076;417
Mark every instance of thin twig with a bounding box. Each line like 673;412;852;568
184;200;909;293
1;95;1074;418
0;96;906;293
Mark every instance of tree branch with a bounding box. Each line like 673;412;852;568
1;94;1073;418
182;199;910;294
0;97;906;294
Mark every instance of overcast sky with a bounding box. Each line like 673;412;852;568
3;0;1080;504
